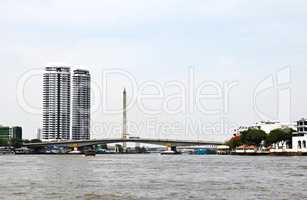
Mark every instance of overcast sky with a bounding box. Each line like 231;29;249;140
1;0;307;141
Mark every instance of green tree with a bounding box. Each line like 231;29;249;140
30;139;42;143
266;128;294;148
240;128;267;147
22;139;31;144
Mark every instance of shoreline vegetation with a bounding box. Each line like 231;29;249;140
226;128;294;150
223;127;307;156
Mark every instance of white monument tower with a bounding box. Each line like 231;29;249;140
122;88;128;151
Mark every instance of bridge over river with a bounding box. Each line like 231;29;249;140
23;138;224;148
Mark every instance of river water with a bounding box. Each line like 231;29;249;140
0;154;306;200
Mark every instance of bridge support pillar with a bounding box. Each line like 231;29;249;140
171;146;177;152
115;144;123;153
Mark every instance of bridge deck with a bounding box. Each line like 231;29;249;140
24;138;224;147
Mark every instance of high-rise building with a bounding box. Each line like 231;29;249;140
72;69;91;140
42;67;71;141
37;128;42;140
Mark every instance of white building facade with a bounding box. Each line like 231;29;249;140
42;67;71;141
250;121;296;134
292;118;307;151
72;69;91;140
234;121;296;135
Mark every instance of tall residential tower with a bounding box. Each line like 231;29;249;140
42;67;71;140
72;69;91;140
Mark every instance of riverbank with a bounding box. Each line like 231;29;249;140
230;149;307;156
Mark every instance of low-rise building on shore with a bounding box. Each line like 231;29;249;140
292;118;307;151
0;125;22;142
233;121;296;136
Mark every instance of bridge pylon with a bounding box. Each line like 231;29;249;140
122;88;128;152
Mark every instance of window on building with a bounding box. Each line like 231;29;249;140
303;141;307;149
298;141;302;149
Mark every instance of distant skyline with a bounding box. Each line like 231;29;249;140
1;1;307;141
